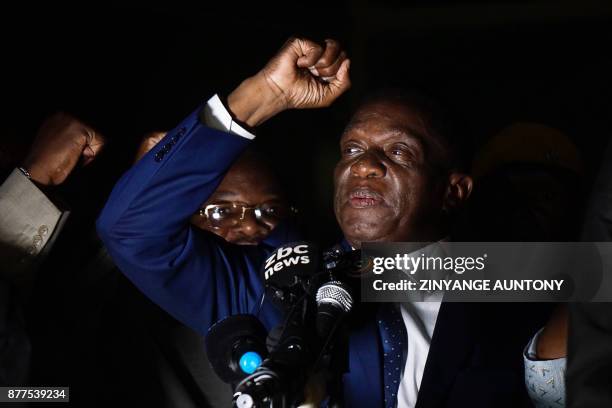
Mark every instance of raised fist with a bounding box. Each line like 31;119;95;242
227;37;351;127
259;37;351;109
23;112;105;186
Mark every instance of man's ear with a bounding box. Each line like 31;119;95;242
442;172;473;212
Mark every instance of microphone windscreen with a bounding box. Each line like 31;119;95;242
315;281;353;339
260;241;320;289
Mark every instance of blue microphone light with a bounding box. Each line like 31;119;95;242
239;351;262;374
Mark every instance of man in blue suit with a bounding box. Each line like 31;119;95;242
97;37;543;407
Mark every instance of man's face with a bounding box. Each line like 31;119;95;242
334;100;448;248
190;159;287;245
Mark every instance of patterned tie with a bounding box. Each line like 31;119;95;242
377;303;407;408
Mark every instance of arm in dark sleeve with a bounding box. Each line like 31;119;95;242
96;104;272;335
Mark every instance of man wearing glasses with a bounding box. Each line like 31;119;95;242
99;142;297;407
191;150;296;246
136;133;296;245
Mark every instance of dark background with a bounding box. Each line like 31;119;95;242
2;1;612;246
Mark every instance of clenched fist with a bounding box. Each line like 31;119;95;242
23;112;105;186
227;37;351;127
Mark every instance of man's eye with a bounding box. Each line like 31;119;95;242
211;207;233;218
387;147;408;160
263;206;289;218
263;206;278;215
342;146;362;155
388;146;418;166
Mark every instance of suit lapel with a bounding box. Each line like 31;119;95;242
415;302;479;408
344;305;383;408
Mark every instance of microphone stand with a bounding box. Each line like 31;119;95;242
232;292;313;408
231;248;358;407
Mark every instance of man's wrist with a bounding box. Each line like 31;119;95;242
227;73;287;127
200;95;256;140
21;162;50;186
536;326;567;359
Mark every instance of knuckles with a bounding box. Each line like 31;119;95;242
316;56;334;67
267;36;350;108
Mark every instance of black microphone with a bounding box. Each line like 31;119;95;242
210;243;359;407
259;243;359;353
261;242;355;347
260;242;320;307
205;314;269;384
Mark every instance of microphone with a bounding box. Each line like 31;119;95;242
260;242;320;306
315;281;353;339
208;243;360;407
205;314;269;384
260;242;354;350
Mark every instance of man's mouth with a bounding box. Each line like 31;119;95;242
232;239;261;246
230;235;266;246
348;188;384;208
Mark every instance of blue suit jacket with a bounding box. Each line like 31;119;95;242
97;105;546;407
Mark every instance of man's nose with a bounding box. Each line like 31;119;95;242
350;151;386;178
235;211;269;238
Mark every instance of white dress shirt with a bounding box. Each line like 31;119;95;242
397;296;443;408
395;242;446;408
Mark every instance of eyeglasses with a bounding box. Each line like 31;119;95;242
197;203;297;227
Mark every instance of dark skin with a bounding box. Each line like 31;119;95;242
135;134;286;246
136;132;286;245
334;100;473;248
189;154;286;245
24;112;105;186
537;304;568;359
225;36;471;247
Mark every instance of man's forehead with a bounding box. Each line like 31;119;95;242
353;99;420;119
209;187;283;205
342;103;429;144
221;169;279;190
355;98;426;123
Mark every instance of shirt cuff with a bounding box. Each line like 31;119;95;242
525;328;543;360
523;328;566;407
202;94;255;140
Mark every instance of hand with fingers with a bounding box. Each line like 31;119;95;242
227;37;351;127
23;112;106;186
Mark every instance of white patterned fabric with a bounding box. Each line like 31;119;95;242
524;328;566;407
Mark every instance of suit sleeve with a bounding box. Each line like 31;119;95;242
96;103;271;335
0;169;68;281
